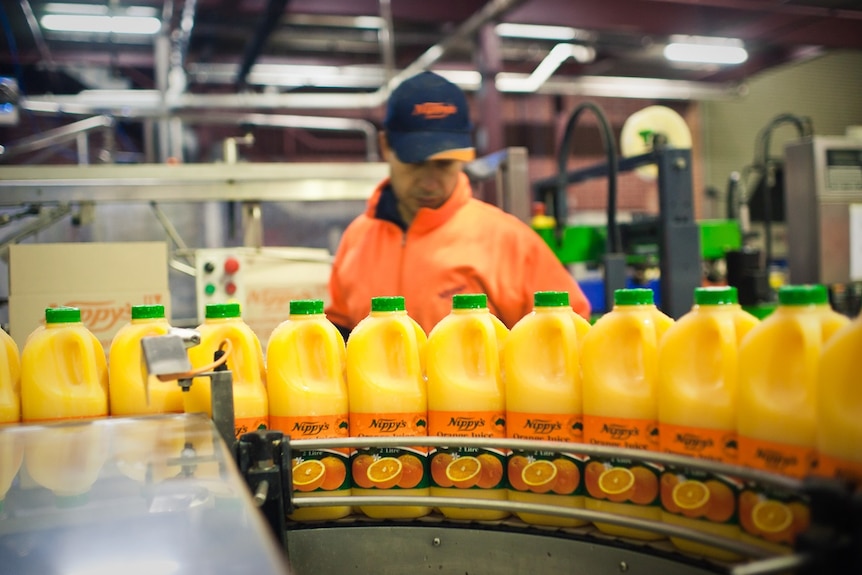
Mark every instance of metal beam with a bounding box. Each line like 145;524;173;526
236;0;292;88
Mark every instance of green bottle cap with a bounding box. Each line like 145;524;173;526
778;284;829;306
131;304;165;320
694;286;738;306
614;289;654;306
371;296;405;312
452;293;487;310
206;302;241;319
45;307;81;324
290;299;324;315
534;291;569;307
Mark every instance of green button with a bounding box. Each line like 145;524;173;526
205;283;216;296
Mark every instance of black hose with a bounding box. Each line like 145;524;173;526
555;102;620;253
753;113;812;271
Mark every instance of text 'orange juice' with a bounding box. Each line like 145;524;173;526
658;286;759;560
267;299;351;521
581;289;673;540
427;293;509;520
504;291;591;527
347;296;430;519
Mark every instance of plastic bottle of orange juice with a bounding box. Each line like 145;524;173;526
109;304;182;416
816;313;862;484
581;288;673;540
25;421;109;505
0;428;23;514
21;307;108;422
427;293;509;520
0;328;20;424
738;284;849;552
504;291;591;527
267;299;351;522
184;303;268;439
347;296;430;519
658;286;759;559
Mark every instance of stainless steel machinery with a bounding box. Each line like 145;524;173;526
785;136;862;287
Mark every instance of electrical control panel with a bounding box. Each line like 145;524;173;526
195;246;332;346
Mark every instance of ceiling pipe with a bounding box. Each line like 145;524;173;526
176;112;380;161
495;43;596;93
18;0;58;73
378;0;396;84
236;0;292;88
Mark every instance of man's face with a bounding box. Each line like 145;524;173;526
381;133;463;226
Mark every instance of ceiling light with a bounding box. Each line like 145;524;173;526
495;23;579;41
663;35;748;65
41;14;161;34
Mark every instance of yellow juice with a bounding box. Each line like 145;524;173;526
0;328;20;424
504;291;591;527
267;299;351;521
109;305;182;416
184;303;268;439
427;293;509;520
658;287;759;560
21;307;108;422
581;289;673;540
347;296;430;519
738;284;849;553
816;314;862;484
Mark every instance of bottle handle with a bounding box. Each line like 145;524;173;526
228;327;262;385
475;315;500;375
313;322;344;382
394;318;422;376
706;314;740;387
59;329;99;388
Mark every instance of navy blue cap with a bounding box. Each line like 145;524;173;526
384;71;475;164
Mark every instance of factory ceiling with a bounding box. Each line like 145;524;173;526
2;0;862;110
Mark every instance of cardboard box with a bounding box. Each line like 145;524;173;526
9;242;170;352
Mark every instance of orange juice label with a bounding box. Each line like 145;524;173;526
584;415;659;451
271;414;349;440
739;485;809;547
509;451;585;495
584;458;662;507
508;412;582;442
428;410;506;438
234;416;268;440
814;453;862;484
351;447;429;490
661;467;741;525
291;450;350;493
738;435;816;478
430;447;507;490
350;411;428;438
660;423;737;463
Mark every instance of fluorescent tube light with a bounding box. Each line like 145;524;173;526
663;35;748;65
41;14;161;34
495;23;579;41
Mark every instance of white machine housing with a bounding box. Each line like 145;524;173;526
784;136;862;285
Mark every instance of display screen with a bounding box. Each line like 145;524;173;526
826;148;862;191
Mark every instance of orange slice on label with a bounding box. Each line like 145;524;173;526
598;467;635;495
292;459;326;492
752;500;793;534
672;480;710;510
522;460;558;488
445;456;481;488
366;457;403;489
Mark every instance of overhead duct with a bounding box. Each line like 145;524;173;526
236;0;292;88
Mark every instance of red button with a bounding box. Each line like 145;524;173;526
225;282;237;295
224;257;240;274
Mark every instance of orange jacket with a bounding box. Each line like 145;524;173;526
326;172;591;334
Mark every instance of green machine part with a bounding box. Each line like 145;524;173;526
533;219;743;266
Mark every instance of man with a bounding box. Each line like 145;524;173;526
326;71;590;337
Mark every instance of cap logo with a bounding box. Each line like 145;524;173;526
412;102;458;119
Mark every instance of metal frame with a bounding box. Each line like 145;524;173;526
532;148;702;318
